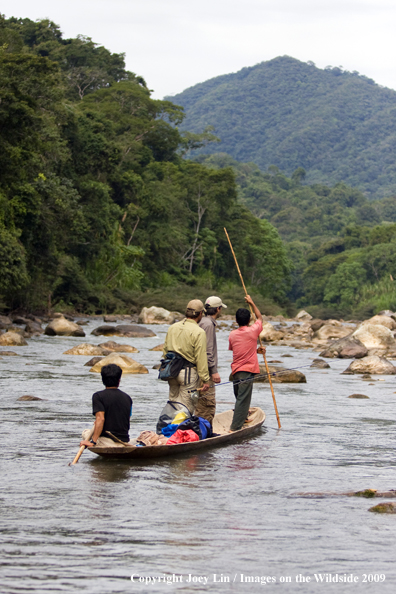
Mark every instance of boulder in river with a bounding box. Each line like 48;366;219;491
0;331;28;346
348;394;369;399
319;336;368;359
352;323;395;351
138;306;178;324
0;350;17;356
98;340;138;353
103;315;119;323
342;355;396;375
89;352;148;374
365;314;396;331
369;502;396;514
310;358;330;369
25;321;44;335
84;356;104;367
17;395;43;401
295;310;312;321
256;364;307;383
313;324;351;341
91;324;156;337
45;316;85;337
149;343;164;352
0;314;12;328
309;319;326;332
63;343;111;356
259;321;284;342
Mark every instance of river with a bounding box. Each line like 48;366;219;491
1;317;396;593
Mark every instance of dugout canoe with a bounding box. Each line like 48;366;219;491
89;407;265;460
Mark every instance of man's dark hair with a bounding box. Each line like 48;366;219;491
185;309;201;320
236;308;251;327
205;306;219;316
101;364;122;387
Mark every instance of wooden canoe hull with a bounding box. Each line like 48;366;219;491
89;407;265;460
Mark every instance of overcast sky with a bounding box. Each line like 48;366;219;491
2;0;396;99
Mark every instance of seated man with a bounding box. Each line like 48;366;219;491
228;295;265;432
80;363;133;448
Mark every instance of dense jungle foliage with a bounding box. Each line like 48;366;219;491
169;56;396;199
0;16;291;314
195;154;396;319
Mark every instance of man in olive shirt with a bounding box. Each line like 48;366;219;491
163;299;210;414
196;295;227;423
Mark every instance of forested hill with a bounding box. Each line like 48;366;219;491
0;16;291;314
168;57;396;199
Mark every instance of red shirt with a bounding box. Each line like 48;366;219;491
229;319;263;374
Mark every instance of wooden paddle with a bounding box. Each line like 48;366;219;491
69;426;95;466
224;227;281;429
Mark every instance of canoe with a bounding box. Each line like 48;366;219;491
89;407;265;460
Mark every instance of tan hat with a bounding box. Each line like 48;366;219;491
186;299;205;315
205;296;227;309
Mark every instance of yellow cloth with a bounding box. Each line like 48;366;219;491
163;318;210;382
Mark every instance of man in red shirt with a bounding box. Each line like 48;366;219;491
228;295;265;431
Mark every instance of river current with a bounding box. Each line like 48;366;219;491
1;317;396;593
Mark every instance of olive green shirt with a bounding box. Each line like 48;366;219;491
163;318;210;382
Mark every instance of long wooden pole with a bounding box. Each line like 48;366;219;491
69;426;95;466
224;228;281;429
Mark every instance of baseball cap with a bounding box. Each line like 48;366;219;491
205;296;227;309
186;299;205;315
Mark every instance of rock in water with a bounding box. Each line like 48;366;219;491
310;358;330;368
84;357;104;367
352;323;395;350
89;352;148;374
369;502;396;513
342;355;396;375
0;350;17;356
91;324;156;337
320;336;368;359
313;325;351;341
45;316;85;337
98;341;138;353
0;331;28;346
103;315;119;323
348;394;369;399
259;322;284;342
365;314;396;330
63;343;110;356
257;364;307;383
150;343;164;351
295;310;312;321
138;306;177;324
17;395;43;401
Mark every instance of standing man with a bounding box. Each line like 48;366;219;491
80;363;132;448
163;299;210;414
228;295;265;431
196;295;227;423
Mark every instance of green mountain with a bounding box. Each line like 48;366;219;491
169;57;396;199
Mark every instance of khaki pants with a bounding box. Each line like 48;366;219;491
194;385;216;423
81;427;126;447
168;367;199;414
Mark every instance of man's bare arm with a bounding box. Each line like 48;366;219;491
245;294;262;322
80;411;105;447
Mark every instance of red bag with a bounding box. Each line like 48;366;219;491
167;429;199;444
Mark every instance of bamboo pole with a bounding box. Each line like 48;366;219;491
224;227;281;429
69;426;95;466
